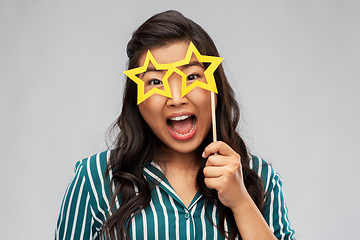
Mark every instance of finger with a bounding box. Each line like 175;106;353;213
204;177;221;190
205;155;229;167
202;141;238;158
203;166;224;178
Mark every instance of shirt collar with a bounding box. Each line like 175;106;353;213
143;160;203;210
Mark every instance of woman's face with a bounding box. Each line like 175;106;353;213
138;41;213;156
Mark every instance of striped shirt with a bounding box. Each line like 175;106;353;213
55;150;295;240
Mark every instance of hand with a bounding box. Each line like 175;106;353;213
202;141;249;210
203;142;278;240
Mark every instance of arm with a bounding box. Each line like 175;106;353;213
202;141;277;240
260;161;295;240
55;160;97;240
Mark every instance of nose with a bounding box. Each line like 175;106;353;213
166;72;188;107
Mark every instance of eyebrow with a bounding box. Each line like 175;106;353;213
141;68;165;78
140;61;204;78
179;61;204;70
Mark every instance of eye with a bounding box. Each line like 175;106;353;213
187;74;199;81
148;79;163;85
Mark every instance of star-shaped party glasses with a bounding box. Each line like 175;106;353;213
123;42;223;104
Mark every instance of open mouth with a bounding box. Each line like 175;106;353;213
167;114;197;139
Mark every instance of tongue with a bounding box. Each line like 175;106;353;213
170;117;194;134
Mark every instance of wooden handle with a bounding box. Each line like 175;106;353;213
211;91;217;142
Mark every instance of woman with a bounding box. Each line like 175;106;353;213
55;10;295;240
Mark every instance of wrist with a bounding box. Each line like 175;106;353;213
230;190;256;215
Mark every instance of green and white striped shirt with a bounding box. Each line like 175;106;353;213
55;150;295;240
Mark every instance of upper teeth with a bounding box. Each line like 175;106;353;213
170;115;191;121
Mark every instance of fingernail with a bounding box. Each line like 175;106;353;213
202;151;205;158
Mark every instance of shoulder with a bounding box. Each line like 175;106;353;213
75;150;111;178
74;150;113;212
249;155;278;194
250;155;296;239
55;150;113;238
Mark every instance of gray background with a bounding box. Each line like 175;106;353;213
1;0;359;239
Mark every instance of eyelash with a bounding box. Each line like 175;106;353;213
147;73;200;85
187;74;200;81
148;79;163;85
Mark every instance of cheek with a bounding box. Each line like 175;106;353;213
138;95;166;121
187;88;212;106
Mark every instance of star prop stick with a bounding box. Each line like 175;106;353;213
124;42;223;142
211;92;217;142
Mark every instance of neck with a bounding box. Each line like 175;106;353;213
154;146;202;174
154;147;202;207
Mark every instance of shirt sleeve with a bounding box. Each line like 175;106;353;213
262;164;295;240
55;160;100;240
250;155;295;240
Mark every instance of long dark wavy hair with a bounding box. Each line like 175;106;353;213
102;10;264;240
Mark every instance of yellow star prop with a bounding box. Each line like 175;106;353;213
173;42;223;97
123;51;174;104
123;42;223;104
